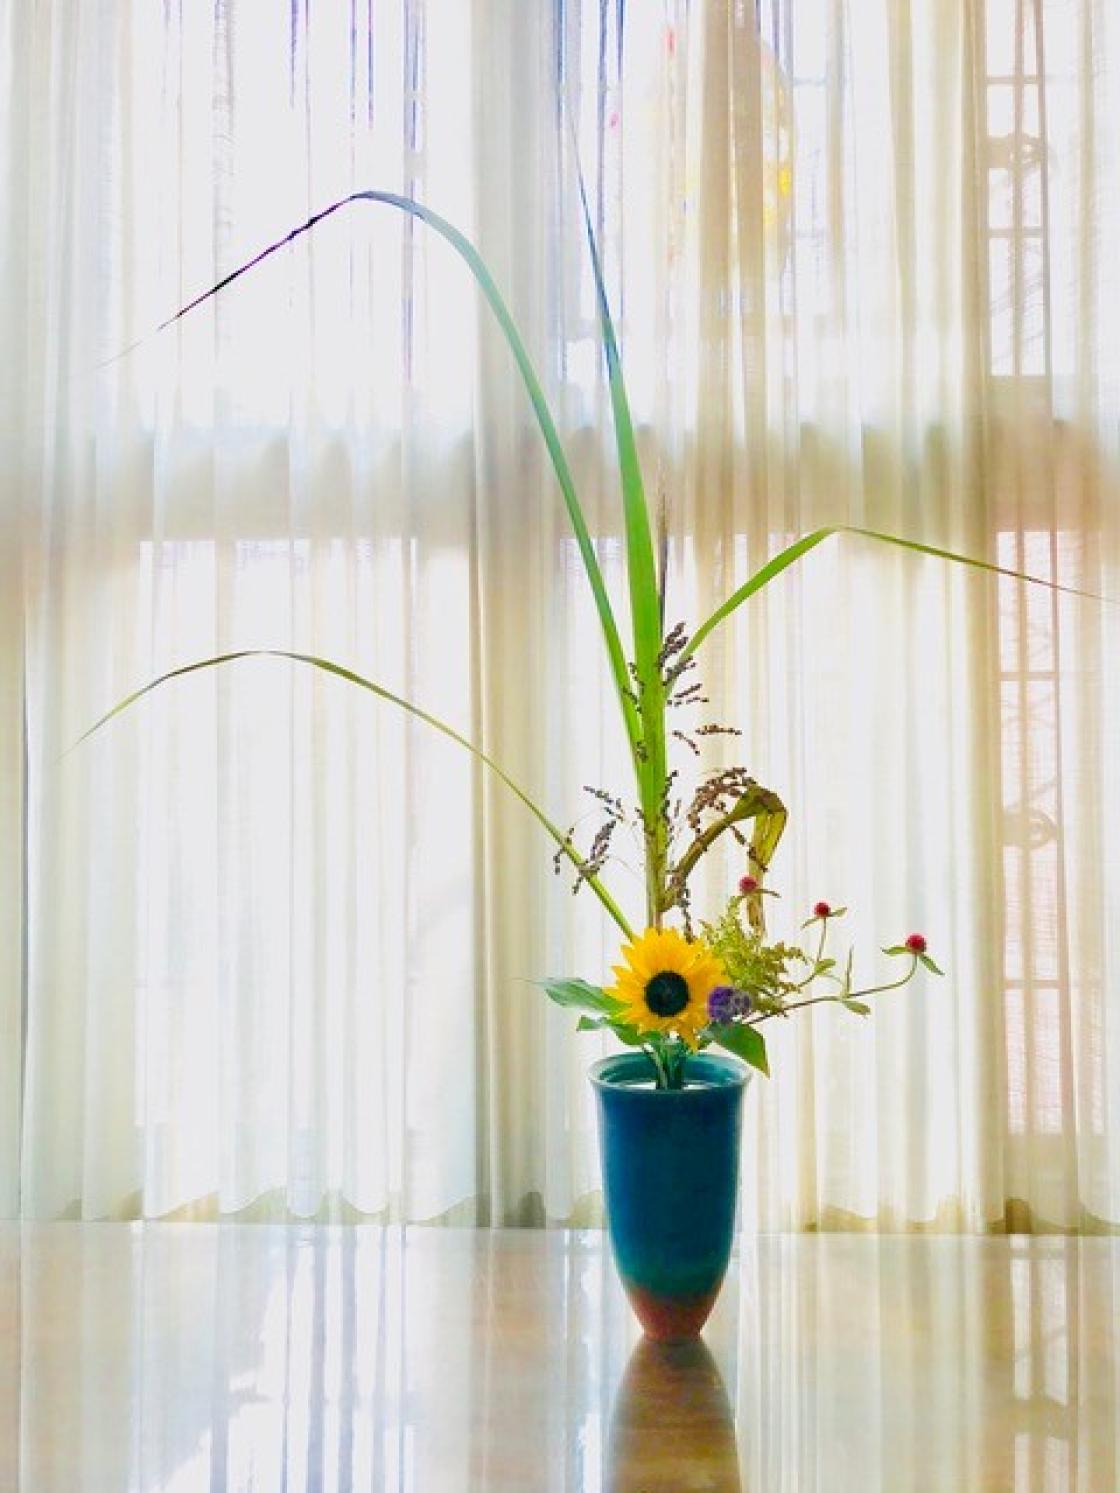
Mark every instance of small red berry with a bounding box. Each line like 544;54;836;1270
738;876;759;895
905;933;928;954
813;901;831;919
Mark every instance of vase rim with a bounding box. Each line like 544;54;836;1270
588;1051;751;1094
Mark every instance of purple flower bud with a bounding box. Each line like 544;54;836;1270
707;986;736;1024
707;985;754;1024
729;988;755;1019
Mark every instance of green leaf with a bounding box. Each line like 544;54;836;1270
883;945;910;957
542;978;614;1014
78;649;636;937
814;958;837;974
125;190;644;783
711;1023;770;1077
576;1014;645;1047
683;524;1116;663
918;953;945;976
842;999;871;1016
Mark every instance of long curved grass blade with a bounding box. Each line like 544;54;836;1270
743;796;788;938
106;191;642;771
78;650;635;939
682;523;1116;663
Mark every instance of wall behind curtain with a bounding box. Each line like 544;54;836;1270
2;0;1118;1229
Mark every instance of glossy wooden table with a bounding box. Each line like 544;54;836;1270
1;1225;1117;1490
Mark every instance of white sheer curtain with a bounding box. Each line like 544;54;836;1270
2;0;1118;1229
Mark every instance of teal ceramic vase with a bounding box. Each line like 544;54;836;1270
589;1052;750;1341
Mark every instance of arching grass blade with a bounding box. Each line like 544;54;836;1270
78;649;635;939
682;523;1116;663
106;191;643;775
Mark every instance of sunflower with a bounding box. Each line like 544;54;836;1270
609;927;727;1048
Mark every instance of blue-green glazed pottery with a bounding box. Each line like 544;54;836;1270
590;1052;750;1341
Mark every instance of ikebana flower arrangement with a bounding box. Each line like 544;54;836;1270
88;183;1078;1339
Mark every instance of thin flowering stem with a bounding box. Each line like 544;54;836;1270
745;956;921;1025
793;918;830;991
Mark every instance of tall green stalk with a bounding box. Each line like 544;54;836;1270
576;176;669;928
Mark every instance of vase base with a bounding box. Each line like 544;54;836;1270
623;1279;722;1342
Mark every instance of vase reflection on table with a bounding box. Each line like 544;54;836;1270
607;1336;741;1492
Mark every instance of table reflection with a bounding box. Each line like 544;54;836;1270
0;1226;1117;1490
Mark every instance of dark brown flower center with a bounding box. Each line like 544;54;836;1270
644;971;689;1017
